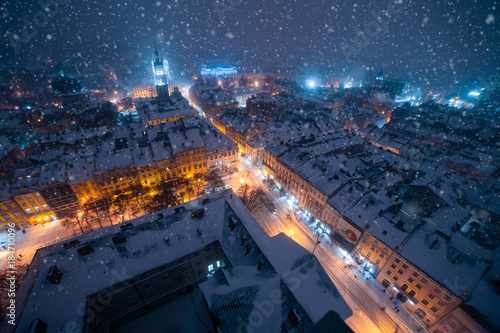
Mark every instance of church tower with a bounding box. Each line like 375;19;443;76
151;47;170;99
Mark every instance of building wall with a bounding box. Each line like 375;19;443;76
353;231;394;275
95;167;141;198
71;179;104;205
84;241;228;333
144;113;197;127
137;162;177;188
132;86;157;99
0;200;29;231
38;182;80;219
430;306;490;333
376;253;461;327
304;186;328;222
13;191;55;224
174;147;207;177
207;147;239;174
262;150;310;208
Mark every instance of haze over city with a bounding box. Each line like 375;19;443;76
0;1;499;333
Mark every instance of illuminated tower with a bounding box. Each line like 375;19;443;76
376;66;384;81
152;47;170;99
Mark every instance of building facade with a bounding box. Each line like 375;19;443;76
376;253;461;327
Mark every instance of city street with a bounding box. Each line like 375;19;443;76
1;156;426;333
228;156;428;333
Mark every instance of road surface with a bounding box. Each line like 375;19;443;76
228;157;428;333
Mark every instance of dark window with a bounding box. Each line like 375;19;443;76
397;269;404;275
386;270;392;276
416;284;423;290
395;258;401;264
402;264;408;269
430;306;439;313
421;299;429;306
408;277;415;284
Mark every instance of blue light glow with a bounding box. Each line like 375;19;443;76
200;67;237;76
306;79;317;89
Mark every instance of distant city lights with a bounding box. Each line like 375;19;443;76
306;79;317;89
468;91;480;97
200;67;237;76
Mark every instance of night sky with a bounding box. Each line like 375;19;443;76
0;0;498;89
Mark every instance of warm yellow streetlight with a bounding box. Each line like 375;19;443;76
240;178;244;184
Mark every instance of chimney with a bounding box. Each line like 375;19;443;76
229;216;236;230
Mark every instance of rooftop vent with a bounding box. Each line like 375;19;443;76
112;235;127;246
77;245;94;256
63;239;80;249
175;206;186;214
47;265;62;285
191;208;205;218
120;223;133;231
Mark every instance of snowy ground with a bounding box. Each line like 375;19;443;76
232;156;429;333
0;219;77;269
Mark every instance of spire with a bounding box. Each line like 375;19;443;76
153;41;159;60
376;66;384;81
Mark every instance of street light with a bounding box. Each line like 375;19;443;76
310;238;321;259
240;178;244;184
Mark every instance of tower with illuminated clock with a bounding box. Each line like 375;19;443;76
152;47;170;99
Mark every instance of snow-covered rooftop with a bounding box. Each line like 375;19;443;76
14;190;352;332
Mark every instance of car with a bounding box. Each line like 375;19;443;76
204;187;213;194
224;184;230;189
215;186;224;192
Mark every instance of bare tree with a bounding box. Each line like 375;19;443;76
146;181;181;213
112;193;128;223
206;169;224;189
82;201;103;229
63;212;86;234
238;184;266;213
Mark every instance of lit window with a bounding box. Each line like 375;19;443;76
208;264;214;272
217;261;221;267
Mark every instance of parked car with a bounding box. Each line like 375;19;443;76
205;187;213;194
215;186;224;192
